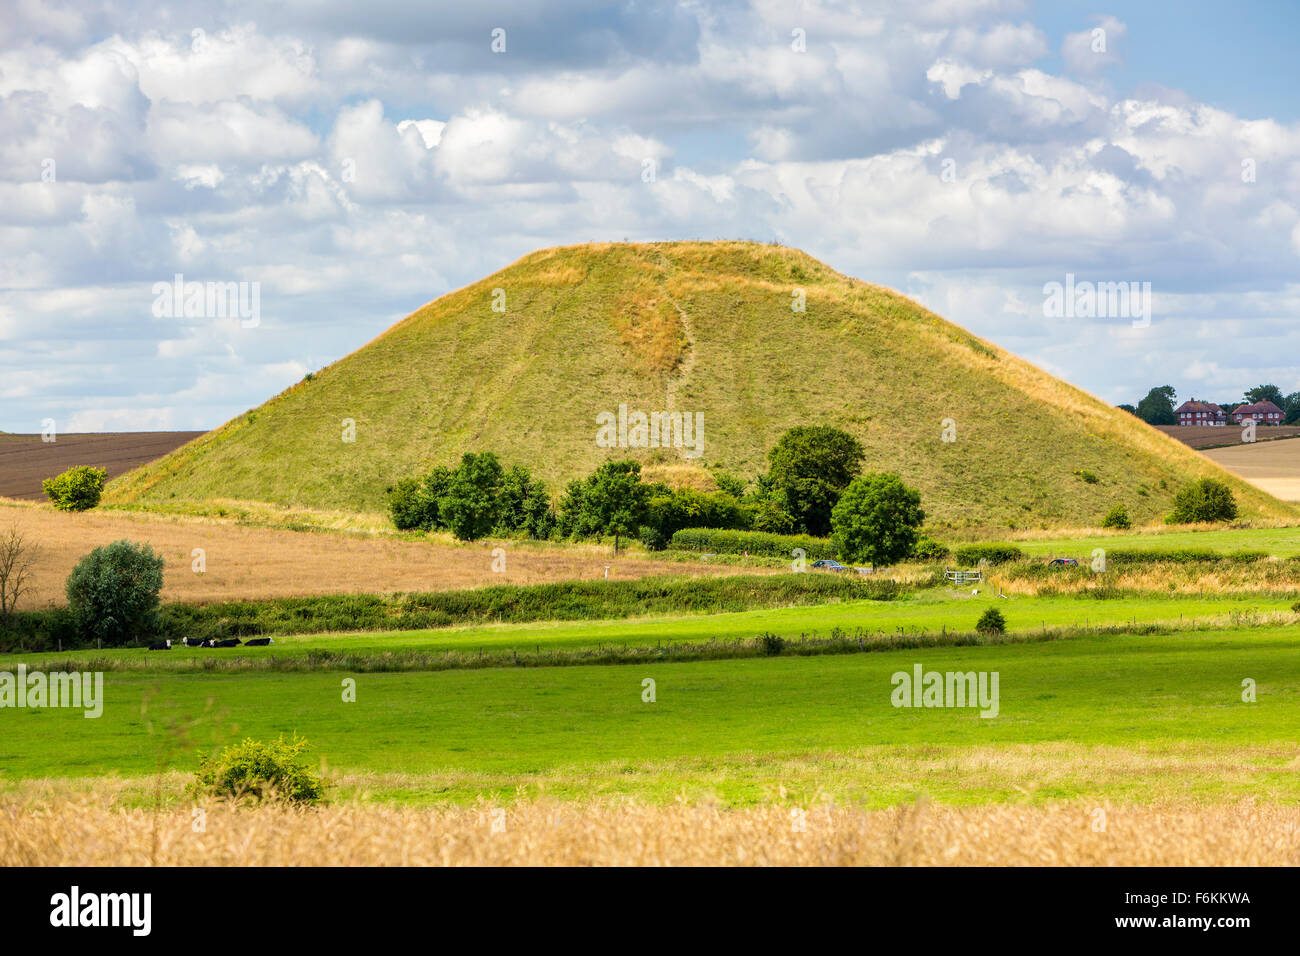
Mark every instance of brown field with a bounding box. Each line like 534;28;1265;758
0;500;744;609
1156;424;1300;450
1203;439;1300;502
2;793;1295;866
0;431;203;501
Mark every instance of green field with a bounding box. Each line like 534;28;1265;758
994;525;1300;558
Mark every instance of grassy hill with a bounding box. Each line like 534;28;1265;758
106;241;1295;531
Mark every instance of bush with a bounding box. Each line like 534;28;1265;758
189;736;325;805
952;544;1023;567
65;539;164;646
387;476;426;530
1101;504;1131;529
1075;469;1100;484
1166;478;1238;524
42;465;107;512
669;527;836;560
758;633;786;656
830;472;925;566
912;537;950;561
642;487;749;546
975;607;1007;635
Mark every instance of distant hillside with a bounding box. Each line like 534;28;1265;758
106;242;1296;531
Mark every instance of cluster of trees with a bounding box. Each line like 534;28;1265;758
1122;385;1300;425
388;426;928;564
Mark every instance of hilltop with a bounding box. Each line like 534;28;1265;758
106;242;1295;531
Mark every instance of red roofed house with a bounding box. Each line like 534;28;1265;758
1231;401;1286;425
1174;399;1226;426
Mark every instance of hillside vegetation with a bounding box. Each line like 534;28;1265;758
106;241;1295;531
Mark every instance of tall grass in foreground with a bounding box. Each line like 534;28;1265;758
2;797;1296;866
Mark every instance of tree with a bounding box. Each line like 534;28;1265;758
1284;392;1300;425
437;453;505;541
42;465;107;511
65;539;165;646
829;473;925;566
1166;478;1238;524
1135;386;1177;426
559;460;648;553
0;525;36;617
976;608;1007;635
767;426;865;535
1117;404;1138;415
1244;384;1284;407
495;465;555;539
1101;504;1131;530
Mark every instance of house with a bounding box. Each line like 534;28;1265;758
1231;400;1285;425
1174;399;1226;426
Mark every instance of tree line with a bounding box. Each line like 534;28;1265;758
388;425;926;565
1121;384;1300;426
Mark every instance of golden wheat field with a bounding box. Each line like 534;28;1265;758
3;795;1296;866
1204;439;1300;503
0;499;748;609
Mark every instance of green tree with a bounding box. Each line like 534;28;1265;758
65;539;165;646
1166;478;1238;524
438;453;505;540
1135;386;1177;426
559;460;648;553
42;465;107;512
495;465;555;539
767;426;865;535
1244;384;1284;407
1283;392;1300;425
1101;504;1132;529
829;472;925;566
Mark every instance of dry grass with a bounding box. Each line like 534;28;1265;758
0;500;747;609
3;793;1296;866
993;564;1300;597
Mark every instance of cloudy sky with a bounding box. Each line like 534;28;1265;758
3;0;1300;432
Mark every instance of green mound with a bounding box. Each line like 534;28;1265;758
107;241;1295;531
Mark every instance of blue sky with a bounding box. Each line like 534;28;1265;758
2;0;1300;432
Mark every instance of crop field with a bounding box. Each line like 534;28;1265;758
0;499;749;609
1204;438;1300;502
0;432;203;501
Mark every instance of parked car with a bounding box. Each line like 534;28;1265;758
1047;557;1079;567
811;559;849;572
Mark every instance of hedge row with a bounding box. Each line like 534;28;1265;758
0;573;899;653
669;527;838;560
952;544;1024;566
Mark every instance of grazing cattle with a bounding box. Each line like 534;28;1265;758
147;640;172;650
243;637;273;647
181;636;206;647
211;638;242;648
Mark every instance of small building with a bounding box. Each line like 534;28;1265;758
1174;399;1226;426
1231;401;1285;425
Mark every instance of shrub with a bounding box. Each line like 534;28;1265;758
65;539;164;646
494;465;556;539
387;476;426;530
830;473;925;566
976;607;1007;635
952;544;1023;567
758;633;786;656
1075;469;1100;484
643;487;748;545
1101;505;1131;530
1166;478;1238;524
42;465;107;512
912;537;950;562
669;527;836;561
189;736;325;805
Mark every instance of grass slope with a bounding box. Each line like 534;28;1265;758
105;241;1294;531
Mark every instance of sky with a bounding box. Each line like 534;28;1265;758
3;0;1300;432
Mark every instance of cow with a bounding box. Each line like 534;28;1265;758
211;638;242;648
181;636;207;647
147;640;172;650
243;637;273;647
